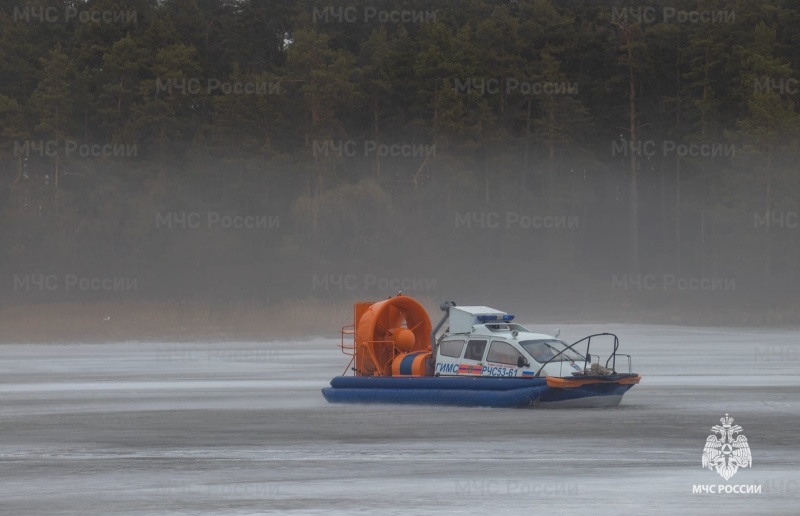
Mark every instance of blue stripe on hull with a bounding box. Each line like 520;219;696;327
322;376;635;408
329;376;548;391
322;386;548;408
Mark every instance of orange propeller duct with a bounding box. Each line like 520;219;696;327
354;295;432;376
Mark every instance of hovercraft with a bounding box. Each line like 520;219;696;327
322;294;641;408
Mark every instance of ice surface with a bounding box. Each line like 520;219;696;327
0;325;798;514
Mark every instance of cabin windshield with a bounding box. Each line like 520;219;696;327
520;340;585;363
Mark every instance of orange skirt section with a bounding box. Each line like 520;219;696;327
546;374;641;388
391;351;431;377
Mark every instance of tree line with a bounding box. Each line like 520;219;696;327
1;0;798;320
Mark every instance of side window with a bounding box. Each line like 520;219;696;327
464;339;487;361
487;341;524;366
439;339;466;358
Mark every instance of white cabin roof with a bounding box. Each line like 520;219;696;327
448;305;509;333
452;306;506;315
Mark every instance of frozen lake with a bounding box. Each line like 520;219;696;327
1;324;798;514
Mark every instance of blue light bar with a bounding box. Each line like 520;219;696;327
476;314;515;323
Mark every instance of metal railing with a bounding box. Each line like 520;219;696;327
339;325;355;375
534;332;626;377
340;324;407;376
340;325;355;355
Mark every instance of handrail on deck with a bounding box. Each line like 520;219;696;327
534;332;624;377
